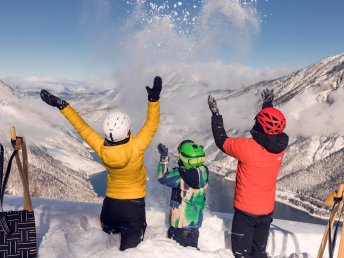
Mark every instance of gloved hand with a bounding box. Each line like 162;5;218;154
40;89;69;110
158;143;168;156
208;95;220;115
146;76;162;102
261;88;274;107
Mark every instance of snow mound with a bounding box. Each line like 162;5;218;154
3;196;336;258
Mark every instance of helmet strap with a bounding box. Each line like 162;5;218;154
105;133;131;146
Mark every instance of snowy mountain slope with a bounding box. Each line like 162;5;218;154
206;53;344;216
1;52;343;217
4;195;333;258
215;53;344;106
0;80;16;96
18;86;119;123
127;53;344;216
0;82;104;203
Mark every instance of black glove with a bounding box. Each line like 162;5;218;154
146;76;162;102
40;89;68;110
208;95;220;115
261;88;274;108
157;143;168;157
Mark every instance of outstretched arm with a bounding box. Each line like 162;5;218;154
135;76;162;151
157;143;181;188
40;89;68;110
208;95;228;152
40;90;103;156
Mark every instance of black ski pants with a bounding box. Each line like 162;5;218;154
167;226;199;248
100;196;147;251
231;208;273;258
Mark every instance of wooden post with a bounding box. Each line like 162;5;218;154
317;203;340;258
10;126;33;211
317;184;344;258
10;127;20;150
336;184;344;258
338;218;344;258
10;126;16;141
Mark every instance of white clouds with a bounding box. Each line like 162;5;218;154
199;0;260;54
3;76;82;92
78;0;262;75
121;14;195;65
185;61;290;89
2;56;291;142
11;1;337;139
3;76;119;92
123;0;260;64
105;0;268;117
0;94;66;140
283;89;344;136
101;61;290;147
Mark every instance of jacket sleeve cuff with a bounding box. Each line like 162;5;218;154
262;101;273;108
148;96;159;102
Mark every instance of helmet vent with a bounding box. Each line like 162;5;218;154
103;111;131;142
257;107;286;135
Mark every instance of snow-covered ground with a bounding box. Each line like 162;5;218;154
3;195;338;258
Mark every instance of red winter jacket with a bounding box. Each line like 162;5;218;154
211;114;288;215
223;137;285;215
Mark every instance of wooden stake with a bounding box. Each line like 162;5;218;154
317;184;344;258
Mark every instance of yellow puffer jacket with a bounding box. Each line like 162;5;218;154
60;101;160;199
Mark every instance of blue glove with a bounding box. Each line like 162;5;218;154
157;143;168;162
158;143;168;156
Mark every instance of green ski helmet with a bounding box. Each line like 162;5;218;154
177;140;206;169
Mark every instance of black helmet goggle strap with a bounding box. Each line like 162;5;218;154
180;155;205;165
179;151;205;158
177;140;195;152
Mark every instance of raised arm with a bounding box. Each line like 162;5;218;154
135;76;162;151
208;95;228;153
40;90;103;156
157;143;181;188
261;88;274;108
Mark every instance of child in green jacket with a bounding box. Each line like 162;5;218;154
157;140;209;248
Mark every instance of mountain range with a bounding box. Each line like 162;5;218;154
1;52;343;217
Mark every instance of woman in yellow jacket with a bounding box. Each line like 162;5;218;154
40;76;162;251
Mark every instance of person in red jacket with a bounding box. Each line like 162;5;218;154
208;89;289;258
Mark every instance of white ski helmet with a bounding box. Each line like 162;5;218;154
103;111;131;142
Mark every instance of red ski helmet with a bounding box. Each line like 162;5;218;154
257;107;286;135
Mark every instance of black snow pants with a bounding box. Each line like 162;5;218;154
231;208;273;258
100;196;147;251
167;226;200;248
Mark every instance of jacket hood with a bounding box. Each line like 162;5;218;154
250;129;289;154
178;165;208;189
100;137;133;169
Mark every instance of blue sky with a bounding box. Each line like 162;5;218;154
0;0;343;80
251;0;344;67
